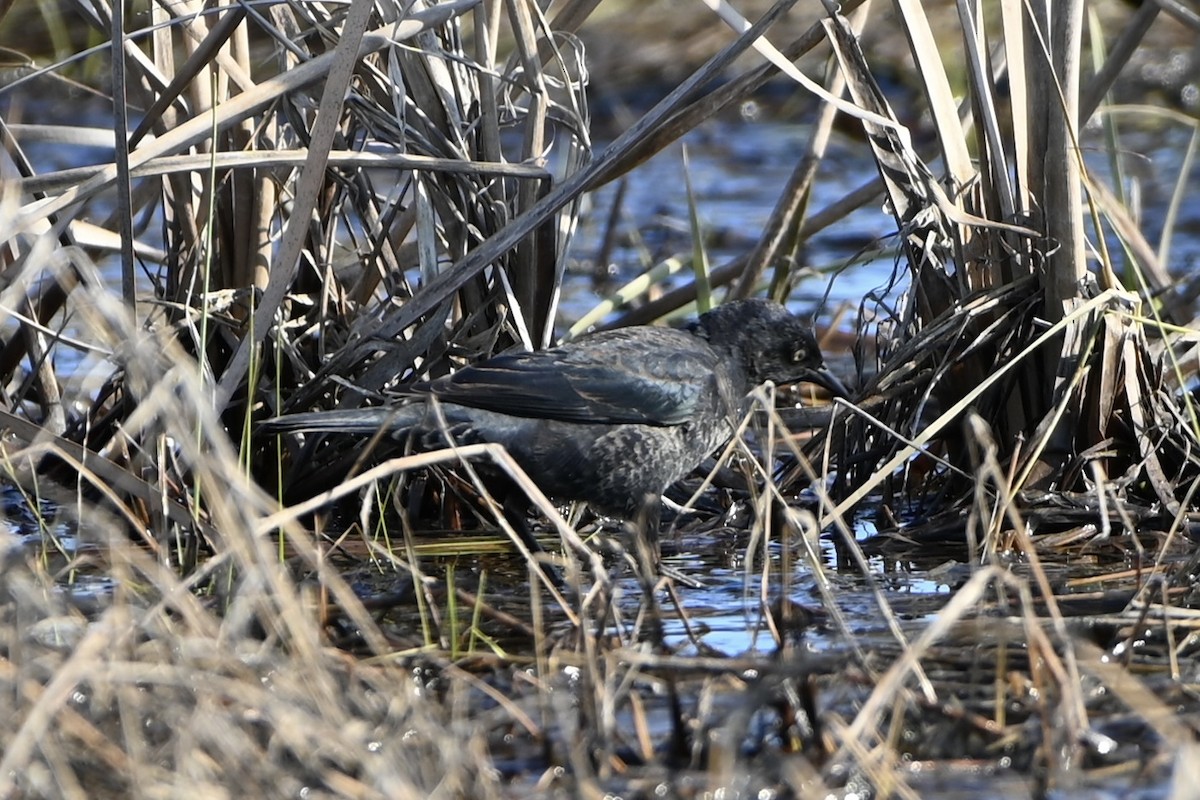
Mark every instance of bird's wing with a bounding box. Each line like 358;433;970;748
413;328;722;426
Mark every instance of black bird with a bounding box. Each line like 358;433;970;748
262;299;847;543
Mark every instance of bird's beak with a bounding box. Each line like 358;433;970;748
802;365;852;400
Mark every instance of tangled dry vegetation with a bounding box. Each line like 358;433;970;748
2;0;1200;797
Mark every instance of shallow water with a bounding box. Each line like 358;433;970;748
4;96;1200;799
7;96;1200;659
565;115;1200;332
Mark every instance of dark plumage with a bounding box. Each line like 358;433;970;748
263;299;847;525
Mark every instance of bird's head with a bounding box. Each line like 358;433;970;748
691;299;850;398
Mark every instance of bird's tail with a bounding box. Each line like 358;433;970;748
258;406;424;436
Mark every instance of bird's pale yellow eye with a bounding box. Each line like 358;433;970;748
791;348;808;363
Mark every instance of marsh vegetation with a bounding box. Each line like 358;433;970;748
2;0;1200;796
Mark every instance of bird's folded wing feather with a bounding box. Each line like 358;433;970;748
413;329;722;426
